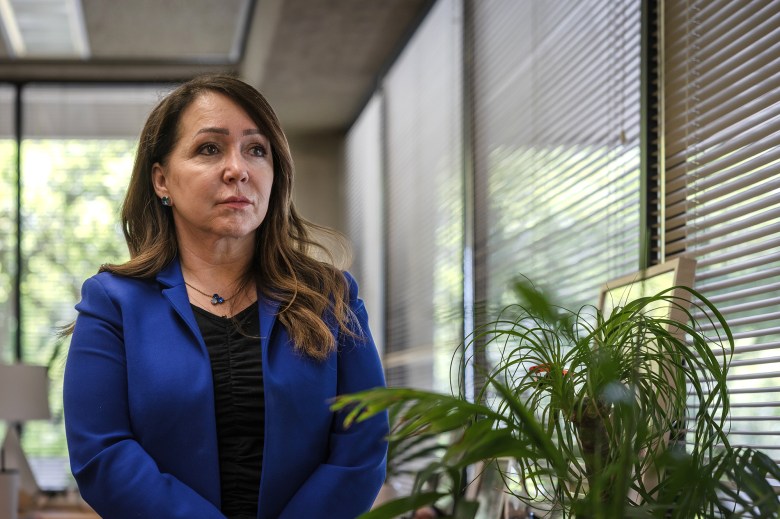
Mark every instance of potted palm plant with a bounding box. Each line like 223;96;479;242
334;277;780;518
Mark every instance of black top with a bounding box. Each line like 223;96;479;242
192;302;264;519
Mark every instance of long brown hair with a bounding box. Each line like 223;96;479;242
102;74;354;361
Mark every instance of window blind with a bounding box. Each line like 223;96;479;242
19;83;167;490
662;0;780;457
470;0;643;313
382;0;463;392
345;94;385;357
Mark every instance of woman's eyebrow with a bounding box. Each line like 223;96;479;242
196;127;229;135
194;127;262;136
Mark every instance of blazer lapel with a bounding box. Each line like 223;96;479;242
156;258;203;343
157;258;281;351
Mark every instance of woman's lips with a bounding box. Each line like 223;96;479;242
219;196;252;208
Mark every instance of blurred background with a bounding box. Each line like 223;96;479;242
0;0;778;498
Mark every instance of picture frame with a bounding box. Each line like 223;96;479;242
598;256;697;502
598;256;697;337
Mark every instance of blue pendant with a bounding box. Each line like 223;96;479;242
211;294;225;305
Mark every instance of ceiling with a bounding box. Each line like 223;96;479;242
0;0;432;135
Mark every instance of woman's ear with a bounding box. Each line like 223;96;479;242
152;162;168;199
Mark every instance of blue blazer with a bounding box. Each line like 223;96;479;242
63;259;388;519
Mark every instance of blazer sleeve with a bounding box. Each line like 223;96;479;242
276;272;389;519
63;276;226;519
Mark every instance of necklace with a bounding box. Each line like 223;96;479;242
184;281;233;305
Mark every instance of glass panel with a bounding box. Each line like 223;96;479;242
345;94;385;356
20;84;167;490
383;0;464;392
472;0;642;313
0;85;15;364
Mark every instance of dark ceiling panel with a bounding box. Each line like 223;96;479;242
82;0;250;62
261;0;431;132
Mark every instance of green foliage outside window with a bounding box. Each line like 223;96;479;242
2;139;135;487
0;140;16;364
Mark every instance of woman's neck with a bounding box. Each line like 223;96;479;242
177;234;255;283
177;237;257;315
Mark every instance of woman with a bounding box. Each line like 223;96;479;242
63;74;388;519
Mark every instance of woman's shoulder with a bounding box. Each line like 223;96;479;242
86;269;156;286
300;259;358;300
80;270;159;300
341;270;360;301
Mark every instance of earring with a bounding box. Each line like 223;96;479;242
161;196;171;206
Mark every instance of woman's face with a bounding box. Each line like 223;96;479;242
152;91;274;246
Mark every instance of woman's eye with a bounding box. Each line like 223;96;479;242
200;143;219;155
249;144;267;157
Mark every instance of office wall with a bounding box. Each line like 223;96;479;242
288;132;345;235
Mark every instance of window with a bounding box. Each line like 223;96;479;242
471;0;643;314
7;84;167;490
345;0;780;465
381;0;464;392
0;85;16;365
345;94;385;356
661;0;780;456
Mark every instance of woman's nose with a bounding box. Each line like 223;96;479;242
223;150;249;183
